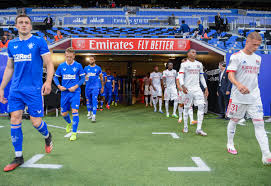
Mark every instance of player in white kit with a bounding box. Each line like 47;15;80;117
162;62;178;118
226;32;271;165
142;72;152;107
178;49;209;136
150;65;163;113
177;58;198;124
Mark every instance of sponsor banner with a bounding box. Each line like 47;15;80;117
72;38;190;51
30;16;55;22
63;16;163;25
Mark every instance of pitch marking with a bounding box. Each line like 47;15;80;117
152;132;180;139
64;131;94;138
20;154;62;169
0;126;4;128
168;157;211;172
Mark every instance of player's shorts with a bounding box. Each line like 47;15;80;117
113;88;118;96
61;92;81;113
8;90;44;117
164;86;178;101
226;97;263;119
151;85;162;97
177;91;185;104
144;85;151;96
104;87;113;97
183;89;205;108
86;88;99;101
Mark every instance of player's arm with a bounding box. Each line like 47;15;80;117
162;71;166;88
228;72;249;94
149;75;156;91
112;79;115;92
0;58;14;103
118;80;121;90
176;78;182;91
178;65;187;94
200;73;208;97
99;73;104;94
53;66;66;91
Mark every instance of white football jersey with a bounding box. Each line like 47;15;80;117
227;50;261;104
178;60;204;91
162;69;177;88
143;76;151;86
150;72;162;88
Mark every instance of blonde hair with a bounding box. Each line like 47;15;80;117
247;32;262;41
65;47;75;54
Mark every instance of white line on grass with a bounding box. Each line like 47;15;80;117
20;154;62;169
0;126;4;128
168;157;211;172
47;124;66;130
64;131;94;138
266;131;271;134
152;132;180;139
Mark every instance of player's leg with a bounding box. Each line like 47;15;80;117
26;91;53;152
60;95;72;133
152;88;157;112
4;110;24;172
248;102;271;165
178;103;184;123
194;90;207;136
106;89;112;109
189;107;197;125
171;87;178;118
85;89;91;117
91;89;99;122
226;100;246;154
164;88;169;116
145;95;149;107
87;90;93;119
114;90;119;106
183;93;192;133
69;93;80;141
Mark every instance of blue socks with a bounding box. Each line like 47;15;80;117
100;100;104;108
63;113;71;124
11;123;23;157
72;112;79;133
86;99;92;112
34;121;49;138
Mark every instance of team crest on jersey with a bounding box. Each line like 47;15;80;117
73;67;77;72
63;68;66;71
95;69;97;72
28;42;35;49
197;65;200;68
256;60;260;65
242;61;247;64
13;45;18;49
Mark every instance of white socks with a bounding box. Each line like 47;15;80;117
188;107;194;121
183;107;189;128
159;98;162;111
145;97;148;105
197;104;205;131
173;100;178;115
178;106;183;120
165;100;169;115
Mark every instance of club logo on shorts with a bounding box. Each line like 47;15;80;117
28;42;35;49
76;105;79;107
63;68;66;71
37;110;42;114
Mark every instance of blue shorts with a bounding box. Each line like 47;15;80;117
85;88;99;100
8;90;44;117
104;87;113;97
61;92;81;113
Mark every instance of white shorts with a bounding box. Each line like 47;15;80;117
152;85;162;97
177;91;185;104
164;86;178;100
183;89;205;108
226;97;263;119
144;85;151;96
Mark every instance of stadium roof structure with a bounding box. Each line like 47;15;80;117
1;0;271;10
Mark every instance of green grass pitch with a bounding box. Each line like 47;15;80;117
0;104;270;185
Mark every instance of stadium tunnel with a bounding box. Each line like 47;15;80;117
50;38;225;107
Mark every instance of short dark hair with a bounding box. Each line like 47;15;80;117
15;14;32;24
182;20;185;24
89;55;96;60
219;61;226;67
187;48;196;54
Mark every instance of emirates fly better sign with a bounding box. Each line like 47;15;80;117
72;38;190;51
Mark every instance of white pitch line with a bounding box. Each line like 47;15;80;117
47;124;66;130
20;154;62;169
64;131;94;138
168;157;211;172
266;131;271;134
0;126;4;128
152;132;180;139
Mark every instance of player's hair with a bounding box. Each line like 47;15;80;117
247;31;262;41
167;61;173;65
15;14;32;24
153;65;158;68
219;61;226;67
65;47;75;54
187;48;196;54
182;20;185;24
89;55;96;60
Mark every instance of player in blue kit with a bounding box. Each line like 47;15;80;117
112;72;120;107
53;47;85;141
99;71;107;111
84;55;104;122
104;69;115;110
0;15;54;172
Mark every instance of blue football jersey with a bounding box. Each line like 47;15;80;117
84;65;102;89
114;76;119;88
105;75;114;89
99;71;107;88
55;61;85;93
7;35;49;92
